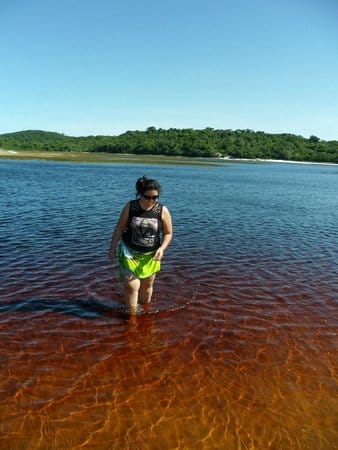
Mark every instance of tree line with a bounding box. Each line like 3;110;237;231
0;127;337;163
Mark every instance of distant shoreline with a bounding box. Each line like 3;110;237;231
0;149;337;166
0;149;218;166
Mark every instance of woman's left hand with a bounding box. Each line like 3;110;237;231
154;248;164;261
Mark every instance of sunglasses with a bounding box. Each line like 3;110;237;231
143;194;159;201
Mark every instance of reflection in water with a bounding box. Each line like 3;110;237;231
0;160;337;449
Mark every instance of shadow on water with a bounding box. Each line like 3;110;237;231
0;297;125;320
0;293;195;321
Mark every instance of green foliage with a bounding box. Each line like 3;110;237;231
0;128;337;163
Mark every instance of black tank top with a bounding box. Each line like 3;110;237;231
122;199;163;252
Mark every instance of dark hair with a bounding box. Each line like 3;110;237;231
135;176;161;197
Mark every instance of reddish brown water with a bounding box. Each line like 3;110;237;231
0;161;337;449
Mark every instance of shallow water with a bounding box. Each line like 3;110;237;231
0;160;337;449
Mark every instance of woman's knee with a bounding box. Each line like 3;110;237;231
141;275;155;290
124;278;140;293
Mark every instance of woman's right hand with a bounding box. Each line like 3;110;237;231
108;246;116;260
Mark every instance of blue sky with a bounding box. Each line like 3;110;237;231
1;0;337;140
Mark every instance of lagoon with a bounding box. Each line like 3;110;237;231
0;159;337;449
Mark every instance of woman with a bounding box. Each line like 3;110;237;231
108;176;173;314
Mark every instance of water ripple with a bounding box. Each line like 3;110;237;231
0;160;337;449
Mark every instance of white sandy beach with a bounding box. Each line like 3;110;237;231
221;156;337;166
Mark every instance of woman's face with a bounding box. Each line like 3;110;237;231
141;189;159;206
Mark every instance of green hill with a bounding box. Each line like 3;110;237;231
0;130;66;140
0;128;337;163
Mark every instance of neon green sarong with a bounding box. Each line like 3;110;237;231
118;242;161;279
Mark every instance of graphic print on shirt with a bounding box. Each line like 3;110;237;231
130;216;158;248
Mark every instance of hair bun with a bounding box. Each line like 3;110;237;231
135;176;161;196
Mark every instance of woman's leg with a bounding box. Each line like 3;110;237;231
139;274;156;304
124;277;140;314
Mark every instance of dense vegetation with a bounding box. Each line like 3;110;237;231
0;128;337;163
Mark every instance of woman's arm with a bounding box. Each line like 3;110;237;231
154;206;173;261
108;202;130;260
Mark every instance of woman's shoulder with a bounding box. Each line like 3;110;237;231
159;203;170;213
161;204;171;217
129;199;140;211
